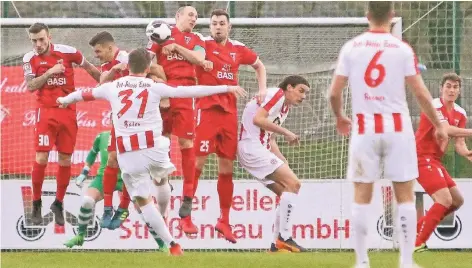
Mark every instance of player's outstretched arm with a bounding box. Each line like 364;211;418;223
76;134;101;187
100;63;127;84
57;84;108;107
454;137;472;157
154;83;246;99
149;63;167;82
81;58;101;82
162;43;205;65
253;108;299;144
444;124;472;137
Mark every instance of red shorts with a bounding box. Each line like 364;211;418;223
107;124;116;152
161;79;196;139
195;108;238;160
417;156;456;196
35;107;77;154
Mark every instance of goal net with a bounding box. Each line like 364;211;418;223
1;17;401;251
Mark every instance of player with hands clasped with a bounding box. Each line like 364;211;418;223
57;48;246;255
238;75;310;253
329;2;447;268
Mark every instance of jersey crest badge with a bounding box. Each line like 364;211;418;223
184;36;191;44
230;52;236;62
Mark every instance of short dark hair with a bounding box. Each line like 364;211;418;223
211;9;230;22
29;23;49;34
278;75;310;91
89;31;115;46
368;1;393;24
128;48;151;74
441;73;462;88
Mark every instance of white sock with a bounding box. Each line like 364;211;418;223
273;205;281;243
279;192;297;240
156;181;172;216
138;213;160;240
351;203;370;265
397;202;416;266
140;202;174;246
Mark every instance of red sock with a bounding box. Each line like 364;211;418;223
181;148;195;198
192;168;202;196
119;184;131;209
32;162;47;201
217;173;234;223
415;203;448;246
417;215;425;234
103;166;119;207
56;166;71;202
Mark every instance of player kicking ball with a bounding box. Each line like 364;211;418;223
238;75;309;253
415;73;470;252
58;48;246;255
64;131;167;252
329;2;447;267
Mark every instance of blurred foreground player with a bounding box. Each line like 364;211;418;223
65;131;168;251
329;2;447;267
238;76;309;253
415;73;471;252
146;5;207;234
57;48;247;255
193;9;267;243
23;22;101;226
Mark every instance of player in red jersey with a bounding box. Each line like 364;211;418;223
415;73;471;252
146;5;206;234
193;9;267;243
23;23;101;226
88;31;168;230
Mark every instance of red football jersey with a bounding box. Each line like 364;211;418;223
22;43;84;110
101;49;129;80
146;26;205;83
416;98;467;159
196;38;258;114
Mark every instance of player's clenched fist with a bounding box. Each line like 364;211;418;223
335;115;351;136
48;59;66;75
284;131;300;146
161;43;178;55
201;60;213;71
56;96;69;108
227;86;247;98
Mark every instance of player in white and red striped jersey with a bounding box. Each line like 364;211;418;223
193;9;267;243
238;76;309;253
23;22;101;228
414;73;472;252
146;6;206;234
328;2;447;268
57;48;246;256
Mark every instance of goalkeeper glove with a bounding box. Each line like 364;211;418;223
75;166;90;188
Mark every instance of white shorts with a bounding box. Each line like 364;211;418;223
117;136;176;199
347;132;418;183
237;140;284;185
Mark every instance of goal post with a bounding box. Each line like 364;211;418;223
1;17;401;251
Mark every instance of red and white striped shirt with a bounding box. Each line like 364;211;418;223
60;76;230;153
335;30;419;135
239;87;290;149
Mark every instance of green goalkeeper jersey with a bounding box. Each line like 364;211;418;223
86;131;121;179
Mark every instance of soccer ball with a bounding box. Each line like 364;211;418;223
146;20;172;44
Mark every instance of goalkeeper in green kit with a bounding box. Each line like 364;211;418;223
64;131;167;251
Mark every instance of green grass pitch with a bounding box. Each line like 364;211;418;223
2;251;471;268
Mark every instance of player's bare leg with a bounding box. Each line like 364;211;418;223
133;186;182;256
31;152;49;225
101;151;119;229
351;182;374;268
178;137;198;234
214;157;237;243
415;187;452;252
154;177;172;220
51;153;72;226
266;164;306;252
446;186;464;216
64;188;102;248
392;180;417;267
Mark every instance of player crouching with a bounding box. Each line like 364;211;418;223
238;75;310;253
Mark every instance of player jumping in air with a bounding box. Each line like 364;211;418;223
86;31;167;230
238;76;310;253
23;22;101;227
58;48;247;255
193;9;267;243
329;2;447;267
146;5;207;234
64;131;167;251
415;73;471;252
